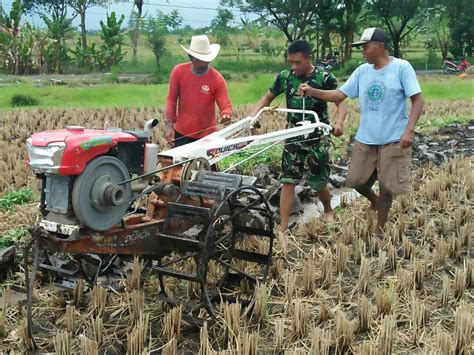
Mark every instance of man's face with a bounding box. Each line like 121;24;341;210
361;41;385;63
287;52;313;77
190;56;210;74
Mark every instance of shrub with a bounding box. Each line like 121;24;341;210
0;188;36;210
10;94;39;107
335;58;362;77
0;228;29;248
72;37;99;73
221;71;232;81
103;71;120;84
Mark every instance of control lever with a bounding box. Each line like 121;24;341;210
302;95;306;121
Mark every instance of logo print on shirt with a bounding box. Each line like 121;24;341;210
201;85;210;94
365;81;385;105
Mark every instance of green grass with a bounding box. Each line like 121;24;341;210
0;188;36;210
228;74;285;105
213;60;286;78
0;75;470;111
0;74;283;109
418;115;472;132
218;143;284;174
0;84;168;109
418;77;474;100
0;228;29;248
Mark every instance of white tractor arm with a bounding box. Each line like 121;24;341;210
159;107;332;166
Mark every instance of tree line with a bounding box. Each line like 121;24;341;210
225;0;472;61
0;0;181;74
0;0;472;75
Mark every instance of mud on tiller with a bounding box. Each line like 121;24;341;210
24;107;332;336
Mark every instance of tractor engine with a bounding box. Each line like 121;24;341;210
26;119;159;232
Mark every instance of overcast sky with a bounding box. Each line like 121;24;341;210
1;0;250;30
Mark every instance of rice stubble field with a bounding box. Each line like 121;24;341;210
0;76;472;353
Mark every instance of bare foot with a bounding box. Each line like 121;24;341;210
322;211;335;222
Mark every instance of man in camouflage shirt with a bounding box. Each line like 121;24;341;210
253;40;347;232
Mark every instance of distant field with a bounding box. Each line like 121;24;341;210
0;74;281;110
83;32;459;77
0;75;471;111
417;76;474;100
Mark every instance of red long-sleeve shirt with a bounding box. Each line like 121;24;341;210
165;63;233;138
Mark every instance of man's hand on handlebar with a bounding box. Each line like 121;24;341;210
250;118;261;135
219;114;232;125
298;83;312;97
332;122;343;137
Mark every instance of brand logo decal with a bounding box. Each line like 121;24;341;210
201;85;210;93
80;136;113;151
207;141;252;159
365;81;385;105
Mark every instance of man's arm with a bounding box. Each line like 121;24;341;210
252;90;276;116
215;78;233;125
332;100;347;137
298;84;347;102
399;93;424;148
165;67;179;145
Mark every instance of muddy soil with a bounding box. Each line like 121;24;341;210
257;121;474;216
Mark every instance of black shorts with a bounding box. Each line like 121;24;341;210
174;130;199;147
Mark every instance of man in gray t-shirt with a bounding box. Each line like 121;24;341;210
298;27;424;239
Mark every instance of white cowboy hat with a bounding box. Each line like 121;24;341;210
181;35;220;62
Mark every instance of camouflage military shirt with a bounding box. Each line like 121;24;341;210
270;68;337;144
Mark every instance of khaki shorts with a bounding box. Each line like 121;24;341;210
346;141;412;196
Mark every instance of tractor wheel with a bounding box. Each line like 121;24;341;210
200;185;274;315
154;185;274;317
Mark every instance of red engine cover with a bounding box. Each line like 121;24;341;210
29;127;138;175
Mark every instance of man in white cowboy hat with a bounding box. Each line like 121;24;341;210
165;35;233;147
298;27;424;239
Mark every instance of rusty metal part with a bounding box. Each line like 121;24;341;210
28;162;275;335
180;157;211;189
24;234;39;351
152;184;274;316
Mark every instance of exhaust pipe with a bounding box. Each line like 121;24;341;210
144;119;159;137
132;119;160;192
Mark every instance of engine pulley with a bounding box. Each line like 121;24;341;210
72;156;131;231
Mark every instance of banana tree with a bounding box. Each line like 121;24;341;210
40;12;74;73
0;0;23;74
98;12;126;71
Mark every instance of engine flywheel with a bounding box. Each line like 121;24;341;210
72;156;131;231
